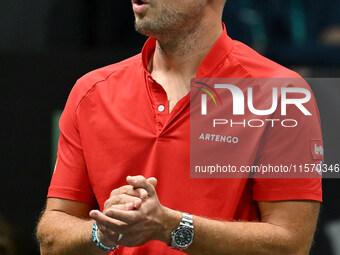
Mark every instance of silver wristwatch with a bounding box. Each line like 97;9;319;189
171;212;194;250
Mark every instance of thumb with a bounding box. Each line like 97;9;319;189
147;177;157;187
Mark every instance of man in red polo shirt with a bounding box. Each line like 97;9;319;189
36;0;323;254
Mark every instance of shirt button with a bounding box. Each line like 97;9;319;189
158;105;165;112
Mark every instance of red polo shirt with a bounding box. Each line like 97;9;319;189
48;24;322;255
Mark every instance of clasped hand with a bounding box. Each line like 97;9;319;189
89;176;167;248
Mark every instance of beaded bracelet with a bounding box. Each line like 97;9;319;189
92;222;119;251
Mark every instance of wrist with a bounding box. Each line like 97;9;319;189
157;206;182;244
92;222;119;251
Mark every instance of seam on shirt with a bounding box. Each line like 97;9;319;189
210;39;235;77
227;52;258;82
74;57;141;119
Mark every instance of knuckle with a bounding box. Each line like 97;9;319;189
122;185;131;193
126;194;138;203
140;188;148;196
121;194;132;203
110;189;116;197
104;194;125;208
110;185;128;197
125;186;134;196
135;188;143;195
104;200;111;209
113;195;122;205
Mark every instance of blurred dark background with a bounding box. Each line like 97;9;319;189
0;0;339;254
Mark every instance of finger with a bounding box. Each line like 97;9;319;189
109;185;130;196
104;194;142;210
147;177;157;187
89;210;129;233
127;188;148;201
105;208;140;224
104;198;141;211
110;186;148;199
126;175;156;197
104;202;134;212
133;198;142;209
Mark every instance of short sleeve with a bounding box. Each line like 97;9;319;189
253;82;323;202
47;80;96;205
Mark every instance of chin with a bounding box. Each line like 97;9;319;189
135;20;156;36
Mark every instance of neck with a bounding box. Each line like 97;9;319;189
151;21;223;80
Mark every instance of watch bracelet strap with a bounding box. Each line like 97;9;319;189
180;212;194;229
170;212;194;249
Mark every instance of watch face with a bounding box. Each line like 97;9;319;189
173;228;193;248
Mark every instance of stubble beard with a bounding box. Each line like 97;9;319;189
135;11;185;39
134;2;203;42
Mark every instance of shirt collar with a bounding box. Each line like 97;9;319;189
141;23;233;78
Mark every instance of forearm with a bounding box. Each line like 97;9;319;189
36;210;107;255
184;216;304;255
157;208;310;255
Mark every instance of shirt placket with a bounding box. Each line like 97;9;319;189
147;75;169;134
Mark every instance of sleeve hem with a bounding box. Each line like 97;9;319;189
47;186;96;205
253;189;322;202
